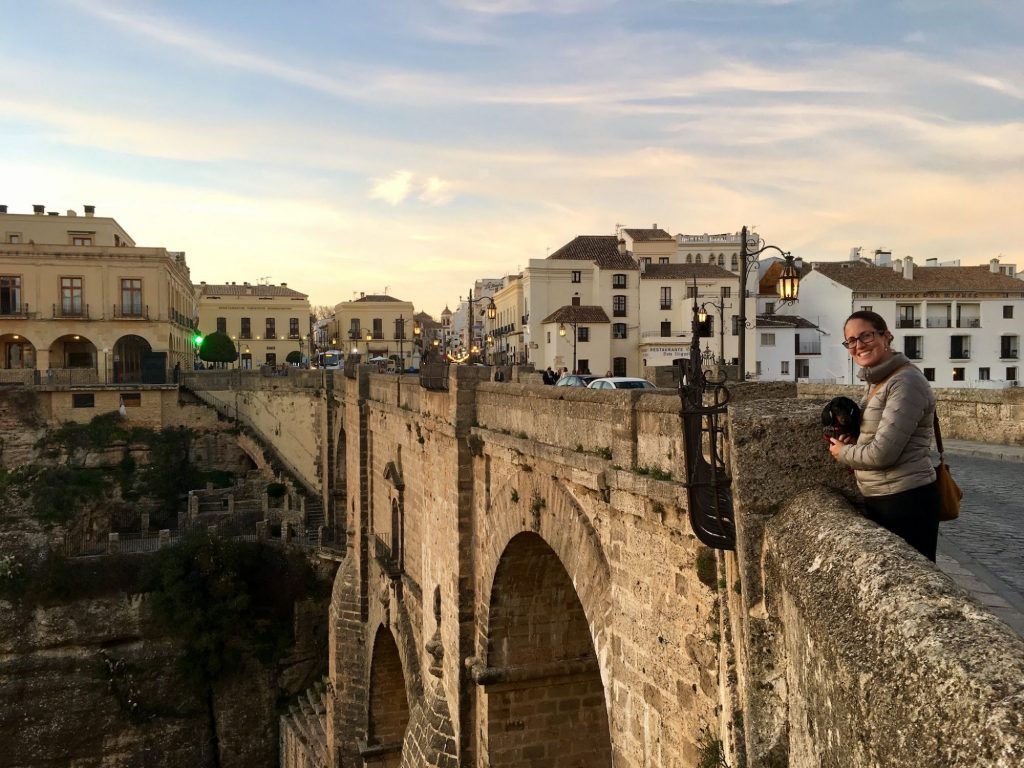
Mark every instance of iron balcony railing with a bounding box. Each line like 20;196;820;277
53;303;90;319
896;318;921;328
957;318;982;328
926;318;951;328
113;304;149;319
0;302;34;318
795;340;822;355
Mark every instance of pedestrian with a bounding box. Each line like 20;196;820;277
173;361;181;383
828;310;940;560
543;367;556;385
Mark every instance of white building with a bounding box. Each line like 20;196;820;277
792;256;1024;388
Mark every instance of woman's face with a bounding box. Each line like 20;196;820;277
843;318;893;368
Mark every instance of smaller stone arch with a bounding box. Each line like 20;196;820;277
112;334;154;383
0;333;36;370
364;625;411;767
49;333;97;369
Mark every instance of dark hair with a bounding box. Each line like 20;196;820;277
843;310;889;334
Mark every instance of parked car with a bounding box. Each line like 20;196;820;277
587;377;657;390
555;374;597;387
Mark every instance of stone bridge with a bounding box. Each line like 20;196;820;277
182;369;1024;767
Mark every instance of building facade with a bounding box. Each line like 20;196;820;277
793;256;1024;387
196;282;310;368
332;294;417;368
0;204;196;383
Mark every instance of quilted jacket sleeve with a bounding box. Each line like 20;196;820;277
840;376;930;470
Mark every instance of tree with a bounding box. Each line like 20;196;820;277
199;331;238;365
286;350;302;365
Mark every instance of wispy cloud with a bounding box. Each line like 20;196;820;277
370;171;415;205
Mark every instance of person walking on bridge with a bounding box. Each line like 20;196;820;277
828;310;940;561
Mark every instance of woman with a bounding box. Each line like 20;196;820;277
828;311;940;560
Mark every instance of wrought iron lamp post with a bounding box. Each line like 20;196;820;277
464;288;497;363
558;321;578;374
737;225;801;378
697;297;731;367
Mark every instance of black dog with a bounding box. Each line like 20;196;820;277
821;396;861;445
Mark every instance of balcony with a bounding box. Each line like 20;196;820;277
926;318;951;328
53;303;90;319
957;318;982;329
896;318;921;329
0;303;35;319
113;304;149;320
949;351;971;360
795;340;821;355
660;301;672;310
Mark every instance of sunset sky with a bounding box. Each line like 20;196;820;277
2;0;1021;315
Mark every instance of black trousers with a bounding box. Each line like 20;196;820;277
863;480;940;562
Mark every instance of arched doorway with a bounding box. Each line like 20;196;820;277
486;532;612;767
365;626;409;767
113;334;153;383
0;333;35;369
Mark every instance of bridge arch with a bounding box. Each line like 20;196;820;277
476;470;613;767
366;624;411;766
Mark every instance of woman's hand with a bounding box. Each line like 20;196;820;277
828;434;853;461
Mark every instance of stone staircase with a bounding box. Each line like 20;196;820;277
305;500;325;531
280;678;330;768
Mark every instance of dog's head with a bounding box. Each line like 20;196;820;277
821;396;861;441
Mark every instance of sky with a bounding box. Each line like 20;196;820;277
2;0;1022;315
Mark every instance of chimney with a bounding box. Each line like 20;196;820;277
849;246;861;261
903;255;914;280
991;258;1001;274
652;223;657;230
33;205;45;215
84;205;95;217
47;211;58;216
892;257;903;272
926;258;938;266
0;205;7;214
360;292;365;298
281;282;287;287
874;249;892;267
617;238;626;255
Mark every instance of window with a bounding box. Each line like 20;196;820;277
571;270;582;283
266;353;277;366
578;327;589;342
349;319;361;339
950;336;970;359
796;359;810;378
639;257;651;268
659;257;669;264
120;393;141;408
241;317;251;339
612;323;627;339
761;333;776;347
613;357;627;376
72;393;95;408
764;302;775;315
71;236;92;246
216;317;226;333
612;274;627;289
7;234;20;244
781;361;790;376
979;367;990;381
952;367;965;382
577;359;589;374
695;254;702;264
265;318;276;339
731;254;738;270
718;254;725;267
546;331;550;343
686;254;693;264
290;318;300;338
1004;306;1014;319
661;321;672;337
571;295;581;306
612;296;626;317
923;368;935;381
687;286;698;299
731;315;739;336
372;318;383;339
756;361;762;376
660;287;672;310
1001;335;1019;359
0;275;21;314
119;279;143;316
61;277;83;315
1008;366;1018;381
860;306;872;312
721;287;731;299
904;336;923;360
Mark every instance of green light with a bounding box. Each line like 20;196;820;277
193;334;204;347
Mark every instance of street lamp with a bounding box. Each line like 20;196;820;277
558;322;578;374
737;225;800;378
464;288;497;363
697;296;731;367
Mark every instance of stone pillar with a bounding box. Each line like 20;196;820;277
107;532;120;554
188;491;199;519
283;492;291;513
262;493;269;516
158;529;171;549
227;494;235;514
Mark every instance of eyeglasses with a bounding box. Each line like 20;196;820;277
841;330;879;349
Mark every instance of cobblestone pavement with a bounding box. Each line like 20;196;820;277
936;450;1024;636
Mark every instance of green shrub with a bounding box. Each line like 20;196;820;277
695;547;717;589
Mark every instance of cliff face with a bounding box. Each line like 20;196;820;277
0;591;292;768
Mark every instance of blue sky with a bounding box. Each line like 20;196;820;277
2;0;1022;313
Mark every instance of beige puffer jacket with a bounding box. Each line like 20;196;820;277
839;353;936;497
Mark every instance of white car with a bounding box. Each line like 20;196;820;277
587;377;657;390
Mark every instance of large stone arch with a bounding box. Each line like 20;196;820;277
112;333;154;383
47;333;97;369
365;624;411;767
475;468;614;767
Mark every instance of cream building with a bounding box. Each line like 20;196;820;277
0;204;196;383
332;294;417;368
196;282;311;368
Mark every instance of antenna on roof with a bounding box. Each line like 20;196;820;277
383;286;389;295
257;276;271;285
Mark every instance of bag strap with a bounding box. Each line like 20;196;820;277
934;412;945;458
864;363;909;408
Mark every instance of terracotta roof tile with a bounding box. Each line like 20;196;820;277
756;314;820;329
640;263;735;280
197;283;308;298
813;262;1024;294
353;294;402;302
622;228;674;242
548;235;639;270
540;305;611;324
